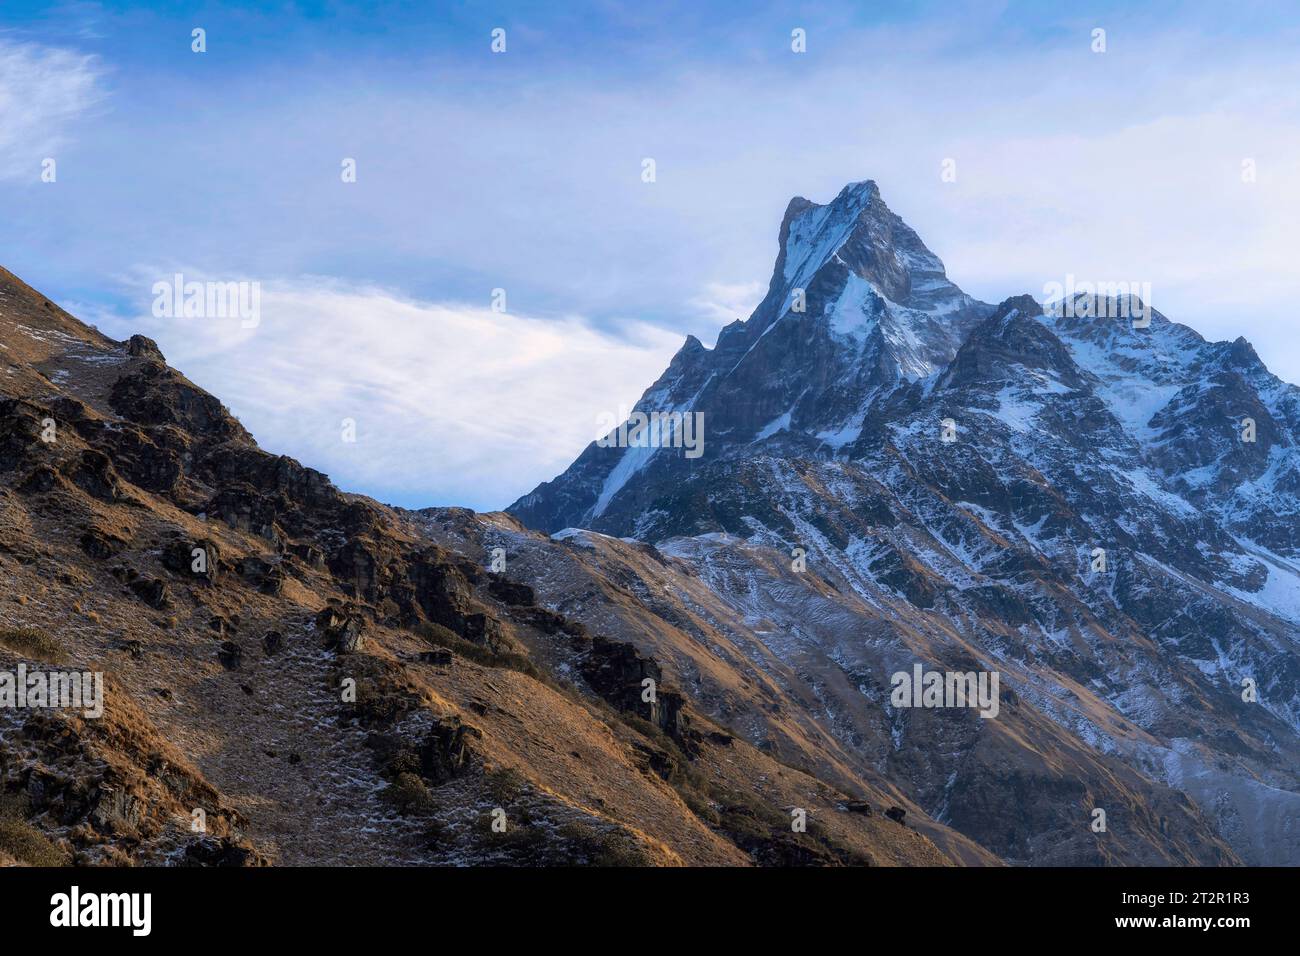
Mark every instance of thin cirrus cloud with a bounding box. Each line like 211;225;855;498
0;37;103;180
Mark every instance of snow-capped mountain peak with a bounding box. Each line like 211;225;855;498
506;179;1300;865
760;180;983;338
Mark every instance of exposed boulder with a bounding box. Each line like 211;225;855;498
329;539;382;601
418;718;479;784
109;360;249;443
0;398;48;473
631;741;680;781
217;641;243;670
18;464;60;494
80;528;126;560
129;577;171;610
161;537;221;584
287;541;325;568
205;486;280;541
182;836;268;867
209;615;234;637
125;335;165;361
316;604;366;653
487;575;535;606
66;449;121;502
581;635;691;745
236;555;284;595
403;555;511;651
104;429;183;495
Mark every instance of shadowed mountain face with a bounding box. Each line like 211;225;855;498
0;264;998;867
509;182;1300;865
509;180;993;537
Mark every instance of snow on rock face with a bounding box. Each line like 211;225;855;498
781;182;879;293
509;180;993;535
1045;301;1300;553
773;180;985;365
780;180;957;311
823;272;883;342
508;178;1300;865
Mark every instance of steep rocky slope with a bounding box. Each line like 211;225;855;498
0;264;989;867
510;182;1300;865
420;509;1237;865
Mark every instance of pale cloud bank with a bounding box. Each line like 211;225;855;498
106;279;685;510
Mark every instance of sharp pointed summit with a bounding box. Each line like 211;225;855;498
510;179;994;534
745;180;987;357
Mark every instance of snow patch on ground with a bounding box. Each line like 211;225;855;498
1224;540;1300;626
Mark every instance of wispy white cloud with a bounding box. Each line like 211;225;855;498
93;278;685;510
0;38;104;181
689;281;766;333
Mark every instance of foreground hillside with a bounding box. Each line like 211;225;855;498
0;264;990;866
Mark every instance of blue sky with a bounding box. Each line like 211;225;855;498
3;1;1300;510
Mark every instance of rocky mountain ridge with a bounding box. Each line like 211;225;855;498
0;263;990;867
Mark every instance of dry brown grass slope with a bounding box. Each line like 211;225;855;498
0;264;990;866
